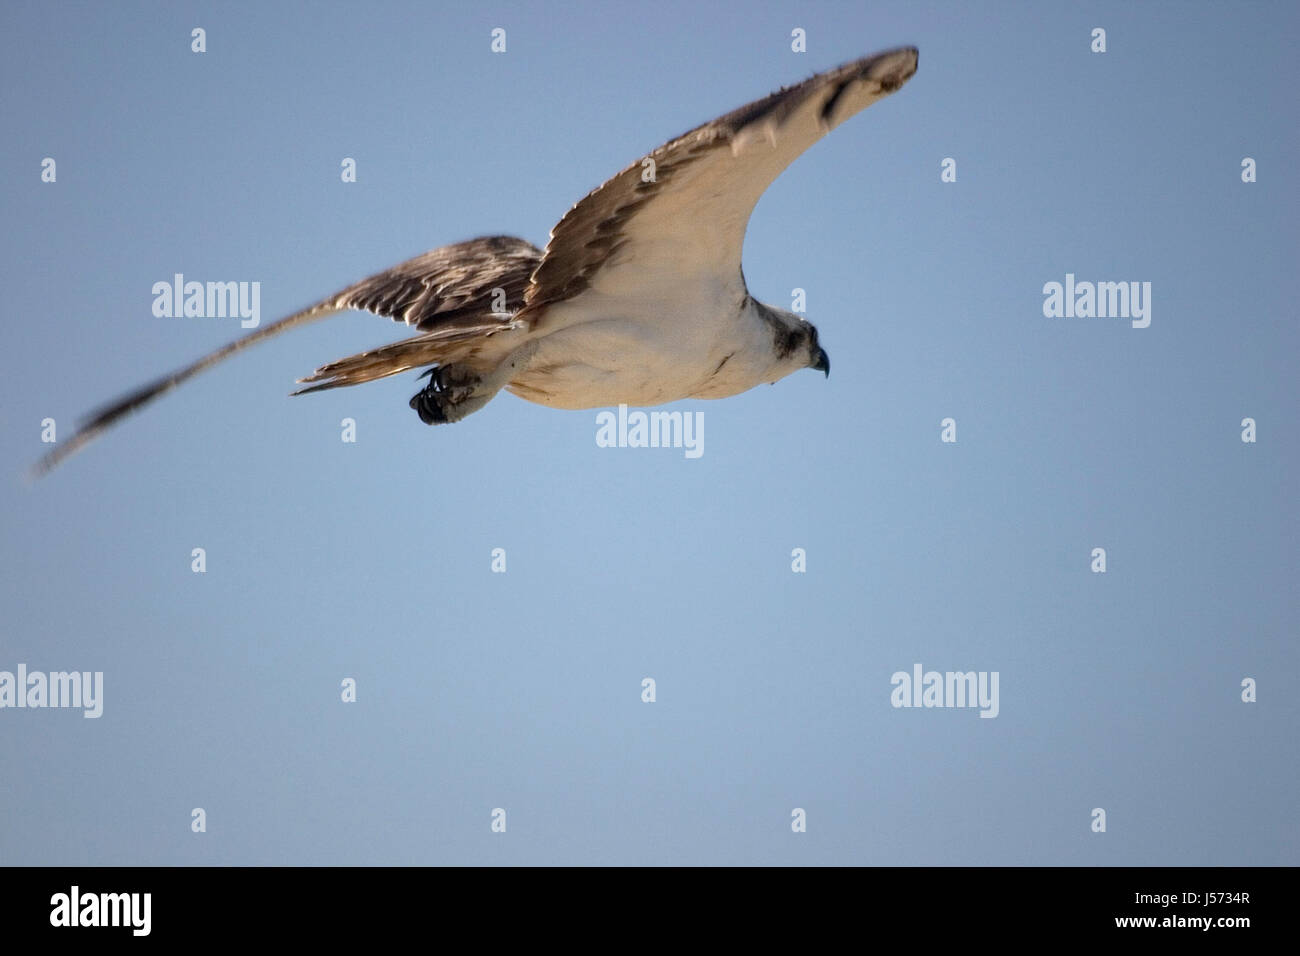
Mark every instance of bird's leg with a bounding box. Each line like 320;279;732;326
409;341;538;426
409;365;483;424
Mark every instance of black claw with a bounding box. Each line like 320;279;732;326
409;385;448;424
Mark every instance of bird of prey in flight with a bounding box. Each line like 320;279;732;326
35;46;917;474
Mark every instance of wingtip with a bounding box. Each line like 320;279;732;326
871;46;919;88
28;441;75;480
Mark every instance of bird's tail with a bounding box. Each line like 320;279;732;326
31;299;342;477
290;316;521;395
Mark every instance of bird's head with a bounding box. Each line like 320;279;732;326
756;302;830;382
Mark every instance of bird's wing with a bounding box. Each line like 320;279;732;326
33;235;541;475
521;46;918;322
335;235;541;331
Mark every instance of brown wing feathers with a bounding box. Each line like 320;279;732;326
332;235;540;330
521;48;918;320
291;236;541;392
33;236;541;475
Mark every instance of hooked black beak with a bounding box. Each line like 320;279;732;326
812;348;830;378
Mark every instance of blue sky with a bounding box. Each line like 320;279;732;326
2;1;1297;865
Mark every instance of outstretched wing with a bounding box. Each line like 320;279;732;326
33;235;541;475
334;235;540;330
290;235;540;392
521;47;918;320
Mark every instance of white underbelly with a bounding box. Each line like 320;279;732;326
504;276;781;408
507;318;710;408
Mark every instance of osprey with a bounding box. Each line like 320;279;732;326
36;46;917;474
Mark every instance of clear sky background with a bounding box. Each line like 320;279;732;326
2;1;1296;865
